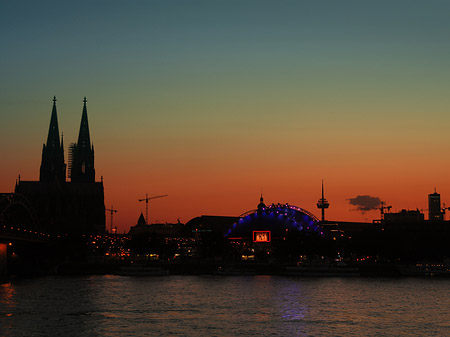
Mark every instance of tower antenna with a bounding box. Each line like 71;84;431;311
317;179;330;222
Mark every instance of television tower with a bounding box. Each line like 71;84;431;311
317;180;330;222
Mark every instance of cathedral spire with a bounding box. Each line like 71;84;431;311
77;97;91;149
69;97;95;182
46;96;61;150
40;96;66;182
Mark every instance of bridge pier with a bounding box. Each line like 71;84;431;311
0;243;7;282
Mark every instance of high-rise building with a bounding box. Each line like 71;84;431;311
428;189;443;221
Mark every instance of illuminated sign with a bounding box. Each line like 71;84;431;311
253;231;271;242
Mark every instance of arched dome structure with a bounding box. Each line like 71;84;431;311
226;201;324;240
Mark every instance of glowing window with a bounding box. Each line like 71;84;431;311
253;231;271;242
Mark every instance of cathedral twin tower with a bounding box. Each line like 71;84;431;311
40;96;95;183
15;97;105;234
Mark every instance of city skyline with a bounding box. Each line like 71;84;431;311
2;1;450;232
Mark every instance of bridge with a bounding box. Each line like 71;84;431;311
0;193;53;281
0;193;52;242
1;193;41;231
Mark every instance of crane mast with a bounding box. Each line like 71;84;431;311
105;205;118;234
380;201;392;220
138;193;168;224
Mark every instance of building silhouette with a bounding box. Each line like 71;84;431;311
39;97;66;183
15;97;105;234
69;98;95;182
383;209;425;223
428;189;443;221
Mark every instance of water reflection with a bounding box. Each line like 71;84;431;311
0;282;16;332
1;276;450;336
0;277;107;337
275;279;309;321
0;282;16;307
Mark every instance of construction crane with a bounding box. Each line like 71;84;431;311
139;193;168;224
442;203;450;220
380;201;392;219
105;205;118;234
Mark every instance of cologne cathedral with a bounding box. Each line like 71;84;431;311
15;97;105;234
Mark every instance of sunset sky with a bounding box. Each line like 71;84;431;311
2;1;450;232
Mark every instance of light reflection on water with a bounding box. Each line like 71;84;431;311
1;276;450;336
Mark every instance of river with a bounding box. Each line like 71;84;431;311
1;275;450;336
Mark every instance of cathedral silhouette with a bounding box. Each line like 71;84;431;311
15;97;105;234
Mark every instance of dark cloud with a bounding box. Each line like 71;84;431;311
348;195;381;212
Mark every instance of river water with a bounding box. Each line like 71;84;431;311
1;275;450;336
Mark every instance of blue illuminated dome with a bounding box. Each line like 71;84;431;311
226;202;324;239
